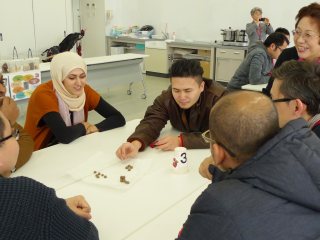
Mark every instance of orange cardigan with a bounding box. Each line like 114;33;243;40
24;81;100;150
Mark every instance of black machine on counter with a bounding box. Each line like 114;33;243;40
221;27;248;46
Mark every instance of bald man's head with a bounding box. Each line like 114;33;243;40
209;91;279;162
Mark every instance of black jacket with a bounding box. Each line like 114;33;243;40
262;46;299;96
177;119;320;240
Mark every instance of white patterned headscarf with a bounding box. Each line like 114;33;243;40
50;51;87;111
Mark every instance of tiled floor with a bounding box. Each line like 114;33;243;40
18;74;170;126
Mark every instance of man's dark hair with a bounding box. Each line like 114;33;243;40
169;59;203;84
209;91;279;162
264;32;289;48
275;27;290;36
272;60;320;116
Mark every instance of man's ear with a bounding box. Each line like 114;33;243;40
270;43;276;51
200;80;205;92
212;143;226;166
292;98;307;116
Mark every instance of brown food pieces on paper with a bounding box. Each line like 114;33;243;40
125;164;133;171
93;170;107;179
120;175;130;184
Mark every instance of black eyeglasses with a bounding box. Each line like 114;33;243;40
0;128;19;143
272;98;294;103
202;130;236;157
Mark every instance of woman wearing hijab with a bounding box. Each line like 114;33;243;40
24;52;125;150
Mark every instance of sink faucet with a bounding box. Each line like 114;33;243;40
13;46;19;59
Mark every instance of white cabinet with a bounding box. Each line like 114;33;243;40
145;41;169;75
0;0;35;59
215;48;245;82
33;0;67;56
0;0;73;60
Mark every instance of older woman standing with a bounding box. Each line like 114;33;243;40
246;7;274;46
24;52;125;150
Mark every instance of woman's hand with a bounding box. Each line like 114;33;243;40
87;124;98;134
82;122;98;135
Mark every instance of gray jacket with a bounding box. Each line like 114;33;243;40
177;118;320;240
246;21;274;46
227;42;273;89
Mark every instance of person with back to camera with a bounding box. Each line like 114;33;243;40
178;91;320;240
246;7;274;46
116;59;227;160
0;111;99;239
227;32;289;90
263;2;320;96
0;74;34;175
24;51;125;150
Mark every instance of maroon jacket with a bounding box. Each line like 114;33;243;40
127;80;227;150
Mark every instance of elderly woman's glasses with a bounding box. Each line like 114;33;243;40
0;128;19;143
292;29;320;41
202;130;235;157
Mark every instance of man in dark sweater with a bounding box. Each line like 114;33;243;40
0;111;99;239
178;91;320;240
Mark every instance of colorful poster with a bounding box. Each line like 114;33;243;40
8;70;41;101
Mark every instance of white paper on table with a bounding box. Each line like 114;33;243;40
67;151;117;179
67;151;153;190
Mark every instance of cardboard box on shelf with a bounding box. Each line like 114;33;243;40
200;60;210;79
198;49;211;57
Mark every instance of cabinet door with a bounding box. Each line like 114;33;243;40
215;58;243;82
0;0;35;59
215;48;245;82
145;48;169;74
33;0;67;56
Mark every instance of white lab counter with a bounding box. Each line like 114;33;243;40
40;53;148;99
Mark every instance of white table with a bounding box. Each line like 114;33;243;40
12;119;211;240
241;83;267;92
40;53;149;99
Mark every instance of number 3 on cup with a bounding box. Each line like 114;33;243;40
180;152;187;163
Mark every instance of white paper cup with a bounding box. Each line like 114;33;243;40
172;147;189;174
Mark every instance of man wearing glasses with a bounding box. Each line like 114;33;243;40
227;32;289;90
270;60;320;137
0;74;34;175
178;91;320;240
0;111;99;239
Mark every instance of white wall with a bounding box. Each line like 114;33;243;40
104;0;314;43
